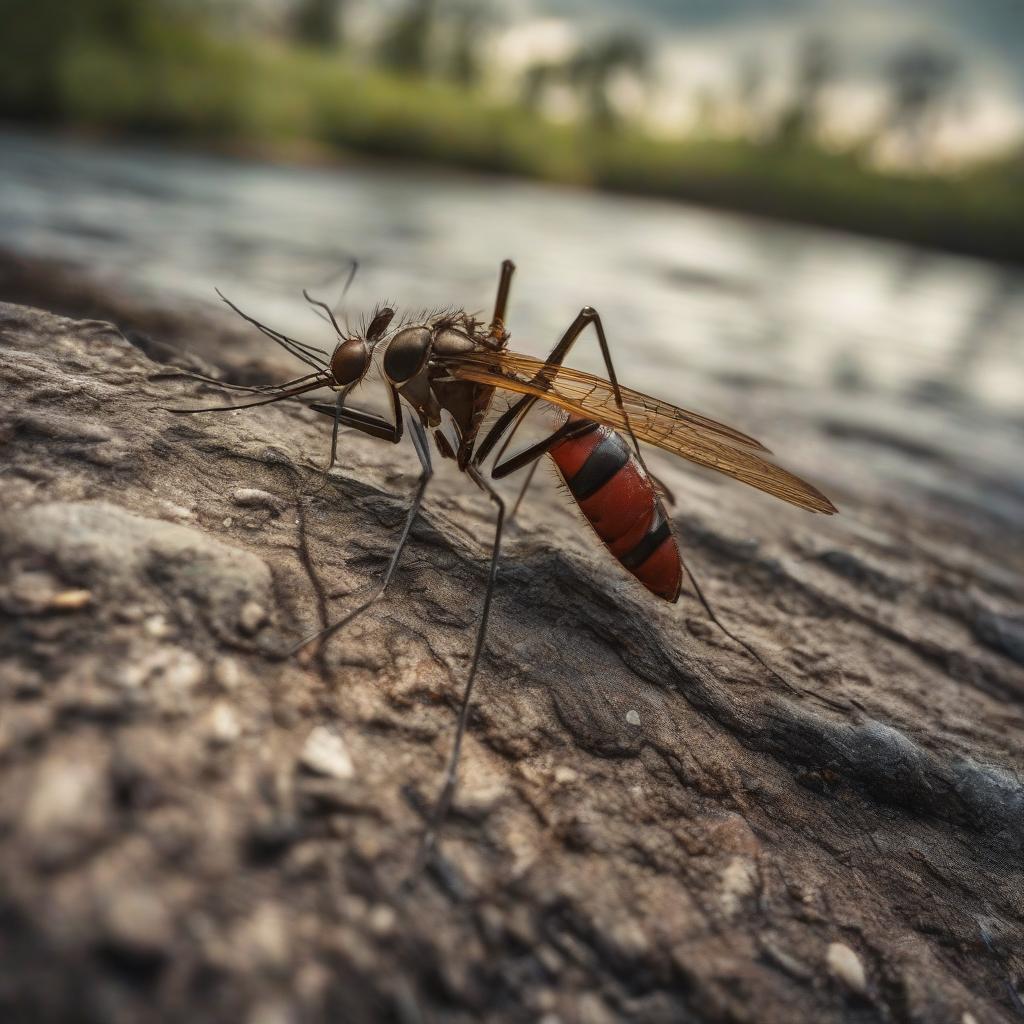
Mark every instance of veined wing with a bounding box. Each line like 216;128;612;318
444;350;837;514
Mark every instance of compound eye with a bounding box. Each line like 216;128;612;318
330;338;370;386
383;326;431;383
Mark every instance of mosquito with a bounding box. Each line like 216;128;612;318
167;260;837;876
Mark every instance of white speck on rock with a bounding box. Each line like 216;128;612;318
161;502;194;521
826;941;867;993
213;657;241;690
207;702;241;745
369;903;396;936
238;601;267;636
22;754;109;866
300;726;355;780
625;709;641;727
143;613;172;638
719;856;758;916
554;766;578;785
232;488;287;514
50;589;92;610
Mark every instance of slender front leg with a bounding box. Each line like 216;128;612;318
323;386;354;475
289;407;428;658
306;378;405;442
409;464;505;881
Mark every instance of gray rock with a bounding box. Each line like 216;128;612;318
1;300;1022;1024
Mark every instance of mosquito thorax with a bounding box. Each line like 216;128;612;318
432;327;476;356
330;337;371;386
383;325;431;384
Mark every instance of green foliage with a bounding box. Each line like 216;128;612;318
290;0;343;50
446;4;489;88
377;0;435;76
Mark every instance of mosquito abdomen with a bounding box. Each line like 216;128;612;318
549;419;682;602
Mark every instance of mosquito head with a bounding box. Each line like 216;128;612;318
328;306;396;386
330;337;371;387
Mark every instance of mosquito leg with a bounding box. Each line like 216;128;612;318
289;414;430;657
473;306;649;476
161;374;330;414
326;391;344;473
502;420;598;523
509;460;539;523
306;389;350;497
487;259;516;343
679;550;849;713
409;465;505;882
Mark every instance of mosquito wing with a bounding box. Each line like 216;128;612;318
443;350;837;514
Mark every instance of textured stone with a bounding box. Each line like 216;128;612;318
0;301;1022;1024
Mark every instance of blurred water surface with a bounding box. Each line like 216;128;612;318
1;130;1022;525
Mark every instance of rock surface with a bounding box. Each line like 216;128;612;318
1;301;1023;1023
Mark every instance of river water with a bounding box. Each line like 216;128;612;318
1;129;1022;533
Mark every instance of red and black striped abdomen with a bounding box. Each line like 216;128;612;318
549;418;682;602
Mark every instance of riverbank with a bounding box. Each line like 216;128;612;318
6;33;1024;266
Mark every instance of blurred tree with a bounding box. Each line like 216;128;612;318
882;43;959;162
774;34;837;146
734;51;767;136
693;84;722;135
0;0;166;117
566;32;651;130
378;0;436;76
520;61;564;114
446;3;491;88
290;0;344;50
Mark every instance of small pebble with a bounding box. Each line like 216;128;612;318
625;709;641;727
207;702;241;745
826;941;867;993
162;502;194;521
103;888;172;959
22;755;109;867
213;657;241;691
236;903;290;970
50;589;92;610
299;726;355;780
144;613;172;638
719;856;758;916
232;488;287;514
554;766;578;785
368;903;396;936
222;516;234;528
238;601;268;636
